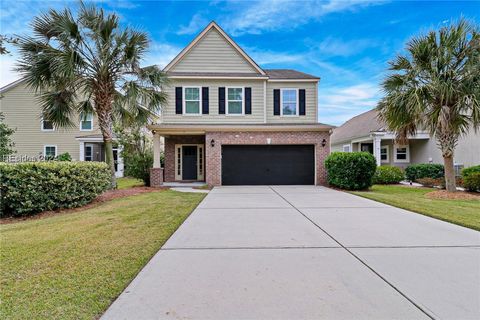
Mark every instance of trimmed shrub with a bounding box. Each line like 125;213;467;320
0;161;111;217
373;166;404;184
405;163;444;182
463;172;480;192
324;152;377;190
461;165;480;178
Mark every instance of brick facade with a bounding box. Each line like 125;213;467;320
164;135;205;182
150;168;164;187
205;131;330;186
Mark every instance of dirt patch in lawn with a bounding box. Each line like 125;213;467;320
426;190;480;201
0;186;166;224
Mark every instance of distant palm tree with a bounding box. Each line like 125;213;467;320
378;19;480;192
16;2;168;188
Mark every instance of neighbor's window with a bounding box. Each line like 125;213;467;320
227;87;243;115
85;145;93;161
343;145;351;152
184;87;201;114
41;117;54;131
380;145;389;163
281;89;298;116
394;145;409;162
80;113;93;131
44;145;57;159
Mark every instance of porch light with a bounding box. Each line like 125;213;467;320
321;139;327;147
210;139;215;147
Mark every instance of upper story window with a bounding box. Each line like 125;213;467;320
41;116;54;131
394;144;410;163
183;87;201;115
227;87;243;115
80;113;93;131
281;88;298;116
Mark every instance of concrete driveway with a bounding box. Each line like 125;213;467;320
103;186;480;320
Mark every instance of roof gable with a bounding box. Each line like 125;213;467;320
164;22;265;75
331;109;385;144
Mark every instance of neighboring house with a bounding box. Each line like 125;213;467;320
149;21;333;186
0;79;124;177
331;109;480;173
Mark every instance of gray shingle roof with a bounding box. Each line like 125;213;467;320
264;69;320;80
330;109;385;144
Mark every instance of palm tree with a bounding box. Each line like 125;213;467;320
378;19;480;192
15;2;168;188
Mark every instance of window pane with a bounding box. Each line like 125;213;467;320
282;89;296;102
397;153;407;160
228;101;242;114
185;88;199;100
81;120;92;130
283;102;297;115
185;101;200;114
228;88;242;100
43;120;53;130
45;146;56;158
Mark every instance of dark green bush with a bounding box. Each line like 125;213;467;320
405;163;444;181
373;165;404;184
463;172;480;192
124;151;154;186
55;152;72;161
0;161;111;217
324;152;377;190
461;165;480;178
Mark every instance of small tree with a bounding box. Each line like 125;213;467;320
0;112;16;160
16;2;168;188
378;19;480;192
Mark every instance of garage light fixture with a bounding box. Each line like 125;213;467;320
321;139;327;147
210;139;215;147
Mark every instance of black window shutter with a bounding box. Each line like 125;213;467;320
219;87;225;114
175;87;182;114
202;87;209;114
299;89;306;115
273;89;280;115
245;87;252;114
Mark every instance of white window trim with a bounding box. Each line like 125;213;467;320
280;88;299;117
80;113;94;131
380;145;389;163
394;144;410;163
43;145;58;158
342;144;351;152
226;86;245;116
41;118;55;132
182;86;202;116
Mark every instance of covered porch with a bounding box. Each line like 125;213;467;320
76;134;124;178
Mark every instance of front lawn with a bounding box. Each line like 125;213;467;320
0;190;205;320
351;185;480;231
117;176;144;189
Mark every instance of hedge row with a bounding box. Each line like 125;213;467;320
0;162;111;217
462;165;480;192
373;165;404;184
405;163;444;181
324;152;377;190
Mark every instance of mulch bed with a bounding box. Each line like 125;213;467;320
426;190;480;200
0;186;166;225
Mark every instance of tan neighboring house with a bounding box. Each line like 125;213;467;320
149;21;333;186
331;109;480;173
0;79;124;177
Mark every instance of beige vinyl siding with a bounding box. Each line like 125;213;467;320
0;82;101;160
266;81;318;123
169;28;259;73
161;79;265;124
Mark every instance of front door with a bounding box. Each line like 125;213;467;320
182;146;198;180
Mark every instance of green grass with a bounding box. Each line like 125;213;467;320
0;190;205;320
351;185;480;231
116;177;144;189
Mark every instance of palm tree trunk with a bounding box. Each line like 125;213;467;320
96;105;117;189
443;155;456;192
104;139;116;189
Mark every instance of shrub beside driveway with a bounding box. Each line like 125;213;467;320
0;190;205;320
352;185;480;231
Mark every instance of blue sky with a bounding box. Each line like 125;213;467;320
0;0;478;125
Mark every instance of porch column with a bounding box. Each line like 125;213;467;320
373;135;382;166
153;132;161;168
79;141;85;161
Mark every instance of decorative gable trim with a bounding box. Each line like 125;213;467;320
164;21;266;75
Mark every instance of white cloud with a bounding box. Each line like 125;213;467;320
314;37;378;57
143;43;182;69
177;13;208;35
318;83;381;125
242;46;305;65
0;51;21;87
222;0;385;36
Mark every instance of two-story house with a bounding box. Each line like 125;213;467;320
0;79;124;177
149;22;333;186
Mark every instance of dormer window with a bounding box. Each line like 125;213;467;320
281;89;298;116
183;87;201;115
227;87;244;115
